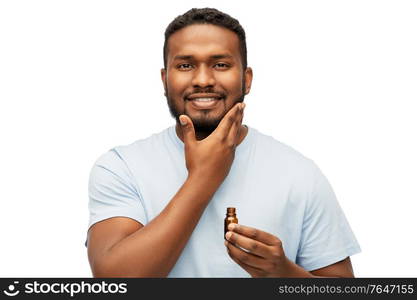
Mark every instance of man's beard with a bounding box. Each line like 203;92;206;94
165;81;246;135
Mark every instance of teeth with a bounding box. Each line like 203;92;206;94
192;97;218;102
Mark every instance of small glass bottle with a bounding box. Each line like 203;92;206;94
224;207;238;239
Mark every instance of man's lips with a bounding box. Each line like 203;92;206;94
186;94;225;109
186;93;224;100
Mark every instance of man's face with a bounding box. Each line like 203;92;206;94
161;24;252;133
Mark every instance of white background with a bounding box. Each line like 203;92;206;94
1;0;416;277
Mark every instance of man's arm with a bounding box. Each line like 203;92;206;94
88;173;219;277
277;257;354;278
87;103;245;277
309;257;354;278
224;223;355;278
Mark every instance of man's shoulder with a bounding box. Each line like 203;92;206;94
93;126;172;166
252;128;321;195
253;127;315;168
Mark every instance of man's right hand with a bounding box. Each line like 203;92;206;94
179;102;245;187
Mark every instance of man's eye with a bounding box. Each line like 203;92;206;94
178;64;193;70
215;63;229;69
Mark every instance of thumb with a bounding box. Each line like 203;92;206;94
179;115;196;145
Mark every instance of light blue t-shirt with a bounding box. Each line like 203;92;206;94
86;125;361;277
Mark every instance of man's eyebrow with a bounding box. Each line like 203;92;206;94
173;54;234;60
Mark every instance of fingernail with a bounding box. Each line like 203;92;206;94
225;231;232;240
179;116;187;126
228;223;236;231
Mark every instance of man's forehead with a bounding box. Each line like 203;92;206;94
167;24;240;59
172;50;234;61
174;53;234;59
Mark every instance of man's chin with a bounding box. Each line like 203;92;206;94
191;118;221;132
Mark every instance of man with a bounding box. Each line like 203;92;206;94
86;8;361;277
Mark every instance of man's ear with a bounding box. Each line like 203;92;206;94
161;68;167;94
244;67;253;95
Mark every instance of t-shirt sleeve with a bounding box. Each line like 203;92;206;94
295;162;361;271
85;149;147;247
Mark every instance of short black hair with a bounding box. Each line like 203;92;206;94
163;8;247;70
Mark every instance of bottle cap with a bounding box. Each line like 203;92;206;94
227;207;236;214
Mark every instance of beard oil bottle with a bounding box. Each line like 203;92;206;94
224;207;238;239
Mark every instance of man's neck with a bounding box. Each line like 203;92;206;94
175;124;248;146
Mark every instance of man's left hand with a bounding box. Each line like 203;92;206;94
224;223;296;277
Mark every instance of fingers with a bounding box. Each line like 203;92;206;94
227;223;281;247
225;240;268;276
214;102;244;141
180;102;245;147
227;102;245;145
179;114;196;147
225;229;270;258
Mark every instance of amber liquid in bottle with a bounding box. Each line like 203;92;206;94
224;207;238;239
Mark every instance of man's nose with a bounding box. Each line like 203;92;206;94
191;65;215;87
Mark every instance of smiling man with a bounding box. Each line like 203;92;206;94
162;22;250;143
86;8;361;278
